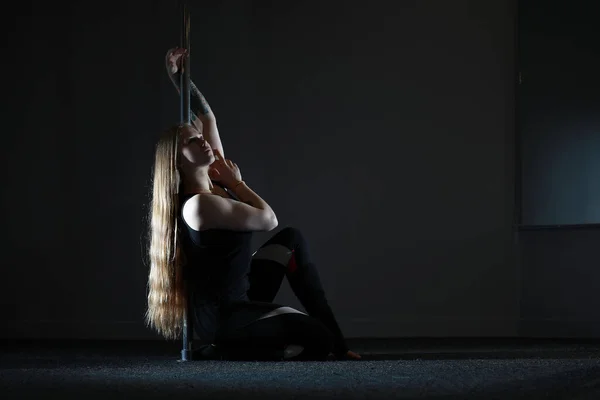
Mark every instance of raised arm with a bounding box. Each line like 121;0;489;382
165;48;225;158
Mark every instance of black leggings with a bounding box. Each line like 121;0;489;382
212;227;348;360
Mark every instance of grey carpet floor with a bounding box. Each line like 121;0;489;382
2;340;600;399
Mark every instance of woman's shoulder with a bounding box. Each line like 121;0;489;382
181;190;234;231
181;194;202;231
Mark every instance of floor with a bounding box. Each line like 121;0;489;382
2;338;600;399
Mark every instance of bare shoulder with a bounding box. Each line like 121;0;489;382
181;194;202;231
182;191;276;232
181;193;231;231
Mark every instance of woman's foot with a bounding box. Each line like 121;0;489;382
345;350;362;360
327;350;362;360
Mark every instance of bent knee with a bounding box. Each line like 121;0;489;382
277;226;305;244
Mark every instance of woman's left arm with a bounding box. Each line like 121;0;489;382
189;86;224;159
166;48;225;158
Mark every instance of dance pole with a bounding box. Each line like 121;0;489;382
180;0;193;362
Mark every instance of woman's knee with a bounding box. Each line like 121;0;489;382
273;226;306;247
257;226;312;268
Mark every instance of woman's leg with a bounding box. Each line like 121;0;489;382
214;301;334;360
247;227;350;357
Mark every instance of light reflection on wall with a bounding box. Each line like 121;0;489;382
522;115;600;226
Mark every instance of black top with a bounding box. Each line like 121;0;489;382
179;185;253;343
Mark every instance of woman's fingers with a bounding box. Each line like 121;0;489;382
208;166;220;178
212;149;239;173
214;148;226;162
167;48;188;73
169;47;187;57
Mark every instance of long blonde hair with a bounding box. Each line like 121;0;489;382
145;125;186;339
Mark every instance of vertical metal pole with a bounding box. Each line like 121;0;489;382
180;1;191;125
180;0;193;362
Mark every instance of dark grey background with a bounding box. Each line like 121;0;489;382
519;0;600;226
1;0;598;340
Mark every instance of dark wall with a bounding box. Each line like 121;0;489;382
519;0;600;226
2;0;521;339
515;1;600;338
518;227;600;337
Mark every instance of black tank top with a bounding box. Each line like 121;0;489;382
179;184;253;343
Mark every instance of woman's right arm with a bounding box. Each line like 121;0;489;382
199;184;278;232
198;151;278;232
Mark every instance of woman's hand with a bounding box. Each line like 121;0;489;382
208;149;242;188
166;47;187;75
165;47;215;124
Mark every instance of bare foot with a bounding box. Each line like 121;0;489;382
326;350;363;360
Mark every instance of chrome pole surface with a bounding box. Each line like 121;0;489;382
179;0;193;362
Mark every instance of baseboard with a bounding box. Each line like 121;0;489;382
518;318;600;337
1;320;161;340
5;317;599;340
2;317;519;340
342;316;519;337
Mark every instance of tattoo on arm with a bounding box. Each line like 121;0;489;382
190;81;211;116
169;71;211;116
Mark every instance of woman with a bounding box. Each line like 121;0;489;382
145;48;360;361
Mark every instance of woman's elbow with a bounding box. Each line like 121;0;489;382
266;214;278;231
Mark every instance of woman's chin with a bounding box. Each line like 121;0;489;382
198;155;215;168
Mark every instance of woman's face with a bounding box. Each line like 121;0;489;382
178;125;215;168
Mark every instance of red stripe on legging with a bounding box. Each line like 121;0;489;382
287;250;297;273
